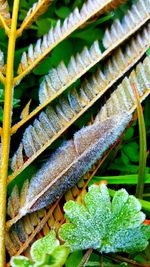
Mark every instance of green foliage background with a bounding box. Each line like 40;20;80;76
1;0;149;265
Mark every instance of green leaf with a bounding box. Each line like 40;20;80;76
123;142;139;163
123;127;134;141
55;7;71;19
36;18;56;36
65;251;83;267
35;246;70;267
10;256;34;267
146;47;150;55
0;107;3;122
72;28;103;43
30;230;60;262
59;184;150;253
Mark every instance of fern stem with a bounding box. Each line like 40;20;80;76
133;84;147;199
0;14;10;36
0;0;20;266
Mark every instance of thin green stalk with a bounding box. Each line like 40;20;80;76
132;84;147;199
93;174;150;185
0;0;20;266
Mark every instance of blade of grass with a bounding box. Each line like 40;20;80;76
132;84;147;199
92;174;150;185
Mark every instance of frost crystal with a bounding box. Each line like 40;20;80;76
59;184;150;253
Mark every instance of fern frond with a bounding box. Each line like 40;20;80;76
95;56;150;122
17;0;128;37
6;111;131;230
9;24;150;182
11;3;150;134
38;40;102;104
14;0;150;85
17;0;54;37
0;0;11;33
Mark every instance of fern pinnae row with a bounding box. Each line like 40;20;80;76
17;0;128;38
17;0;54;37
15;0;115;82
38;40;102;104
96;56;150;123
11;2;150;135
9;24;150;182
14;0;150;85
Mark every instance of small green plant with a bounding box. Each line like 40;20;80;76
11;230;70;267
59;184;150;253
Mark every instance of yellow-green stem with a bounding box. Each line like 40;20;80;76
0;0;20;266
133;84;147;199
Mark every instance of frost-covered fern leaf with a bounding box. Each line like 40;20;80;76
6;112;131;228
16;0;150;83
39;22;150;105
59;184;150;253
39;41;102;104
96;55;150;122
0;0;11;26
20;0;128;34
19;0;54;33
10;24;150;175
102;0;150;49
17;0;119;79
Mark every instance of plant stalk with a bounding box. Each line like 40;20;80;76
0;0;20;266
132;84;147;199
78;249;93;267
